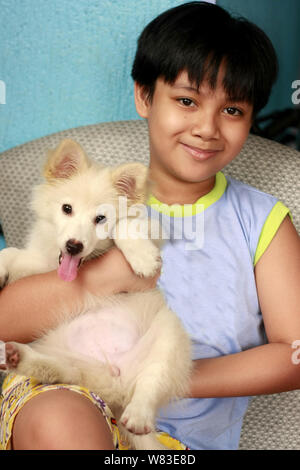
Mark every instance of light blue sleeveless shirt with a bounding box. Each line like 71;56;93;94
147;172;290;450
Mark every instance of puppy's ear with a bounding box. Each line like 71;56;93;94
111;162;151;204
43;139;89;181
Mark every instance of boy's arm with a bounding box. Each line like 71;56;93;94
0;247;158;344
189;216;300;398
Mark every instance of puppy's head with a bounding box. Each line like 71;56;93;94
34;139;150;281
43;138;150;203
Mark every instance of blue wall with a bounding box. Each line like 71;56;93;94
0;0;193;152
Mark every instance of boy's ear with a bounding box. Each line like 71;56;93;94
44;139;89;181
111;162;151;204
134;82;151;119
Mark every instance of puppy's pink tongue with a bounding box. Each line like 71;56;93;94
58;253;80;282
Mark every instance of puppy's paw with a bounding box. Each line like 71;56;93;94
120;403;155;435
5;342;21;368
6;344;66;384
0;247;23;288
0;265;9;290
125;243;162;278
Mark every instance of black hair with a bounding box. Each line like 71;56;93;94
131;1;278;116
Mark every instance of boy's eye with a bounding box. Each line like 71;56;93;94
178;98;195;107
224;107;243;116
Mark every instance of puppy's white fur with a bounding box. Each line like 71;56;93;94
0;139;192;450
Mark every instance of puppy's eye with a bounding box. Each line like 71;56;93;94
62;204;72;215
95;214;106;224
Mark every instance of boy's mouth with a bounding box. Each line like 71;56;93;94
58;251;83;282
180;143;221;161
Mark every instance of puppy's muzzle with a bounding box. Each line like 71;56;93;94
66;239;84;256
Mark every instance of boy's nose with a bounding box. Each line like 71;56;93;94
191;114;220;140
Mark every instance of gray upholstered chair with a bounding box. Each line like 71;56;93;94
0;120;299;449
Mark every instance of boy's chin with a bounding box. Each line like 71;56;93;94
174;167;217;185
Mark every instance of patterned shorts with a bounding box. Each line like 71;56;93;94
0;373;188;450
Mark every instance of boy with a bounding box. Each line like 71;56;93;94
1;2;300;450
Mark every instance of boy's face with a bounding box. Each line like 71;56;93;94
135;69;253;198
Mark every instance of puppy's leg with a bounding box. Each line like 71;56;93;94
120;361;163;435
5;342;121;406
120;306;192;435
5;342;81;384
114;217;162;277
115;238;162;277
0;247;21;288
0;247;51;286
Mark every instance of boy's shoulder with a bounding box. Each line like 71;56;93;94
223;174;290;265
223;174;283;233
224;174;279;209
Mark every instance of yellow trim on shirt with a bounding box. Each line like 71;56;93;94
254;201;291;266
147;171;227;217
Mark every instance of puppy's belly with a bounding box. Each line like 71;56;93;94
66;307;140;368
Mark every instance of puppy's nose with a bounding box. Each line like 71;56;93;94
66;239;84;256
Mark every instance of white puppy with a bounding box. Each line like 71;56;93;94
0;139;192;450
